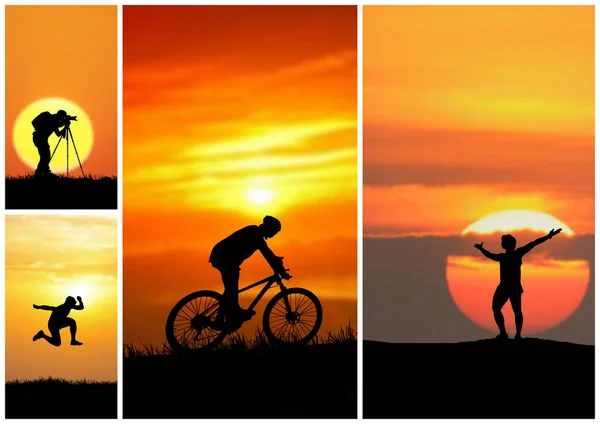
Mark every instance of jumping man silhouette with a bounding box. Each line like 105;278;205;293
32;296;84;346
474;228;562;340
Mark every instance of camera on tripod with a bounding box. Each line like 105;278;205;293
60;115;77;127
50;112;85;177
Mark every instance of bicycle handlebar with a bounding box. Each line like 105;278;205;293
278;268;292;280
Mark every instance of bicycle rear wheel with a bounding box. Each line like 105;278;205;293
165;290;227;352
263;287;323;346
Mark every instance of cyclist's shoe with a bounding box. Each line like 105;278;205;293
226;307;254;321
211;309;254;331
237;308;256;321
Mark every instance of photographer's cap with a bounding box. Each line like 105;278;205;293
56;110;67;118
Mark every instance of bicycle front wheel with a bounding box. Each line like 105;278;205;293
165;290;227;352
263;287;323;346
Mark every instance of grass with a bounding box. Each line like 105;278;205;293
6;376;117;418
6;376;116;385
124;324;357;357
5;172;117;209
124;325;357;418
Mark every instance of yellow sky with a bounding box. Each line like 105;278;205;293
5;215;117;382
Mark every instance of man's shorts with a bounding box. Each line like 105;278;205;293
492;284;522;309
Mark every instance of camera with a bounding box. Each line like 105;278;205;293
61;115;77;127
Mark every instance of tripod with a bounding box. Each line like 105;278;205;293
50;124;85;177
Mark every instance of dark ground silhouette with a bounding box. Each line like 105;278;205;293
5;378;117;418
364;338;594;418
5;174;117;209
124;332;357;418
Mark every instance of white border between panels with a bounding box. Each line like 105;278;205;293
116;3;124;420
1;3;6;421
356;2;363;421
3;2;598;424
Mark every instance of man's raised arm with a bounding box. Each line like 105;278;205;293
519;228;562;256
73;296;84;310
474;242;502;261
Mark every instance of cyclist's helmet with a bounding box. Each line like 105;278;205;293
263;215;282;233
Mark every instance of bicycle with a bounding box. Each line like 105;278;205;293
165;268;323;352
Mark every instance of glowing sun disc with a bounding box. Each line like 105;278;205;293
462;209;574;236
247;188;274;206
69;284;90;300
13;97;94;174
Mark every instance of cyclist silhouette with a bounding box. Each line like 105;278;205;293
209;215;291;329
32;296;84;346
31;109;70;177
474;228;562;340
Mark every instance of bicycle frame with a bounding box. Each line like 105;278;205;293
239;274;288;312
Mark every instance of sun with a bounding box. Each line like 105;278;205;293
462;209;575;236
13;97;94;174
247;187;274;206
68;284;91;300
447;210;589;336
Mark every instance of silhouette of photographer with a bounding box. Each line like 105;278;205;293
31;109;76;177
32;296;84;346
474;228;562;341
209;215;291;330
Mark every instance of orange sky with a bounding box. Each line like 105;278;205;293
5;6;117;176
5;215;117;382
364;6;594;237
123;6;357;347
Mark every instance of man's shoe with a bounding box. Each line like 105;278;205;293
217;309;256;332
514;334;522;341
33;330;44;341
238;308;256;321
71;340;83;346
495;332;509;341
227;307;255;321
